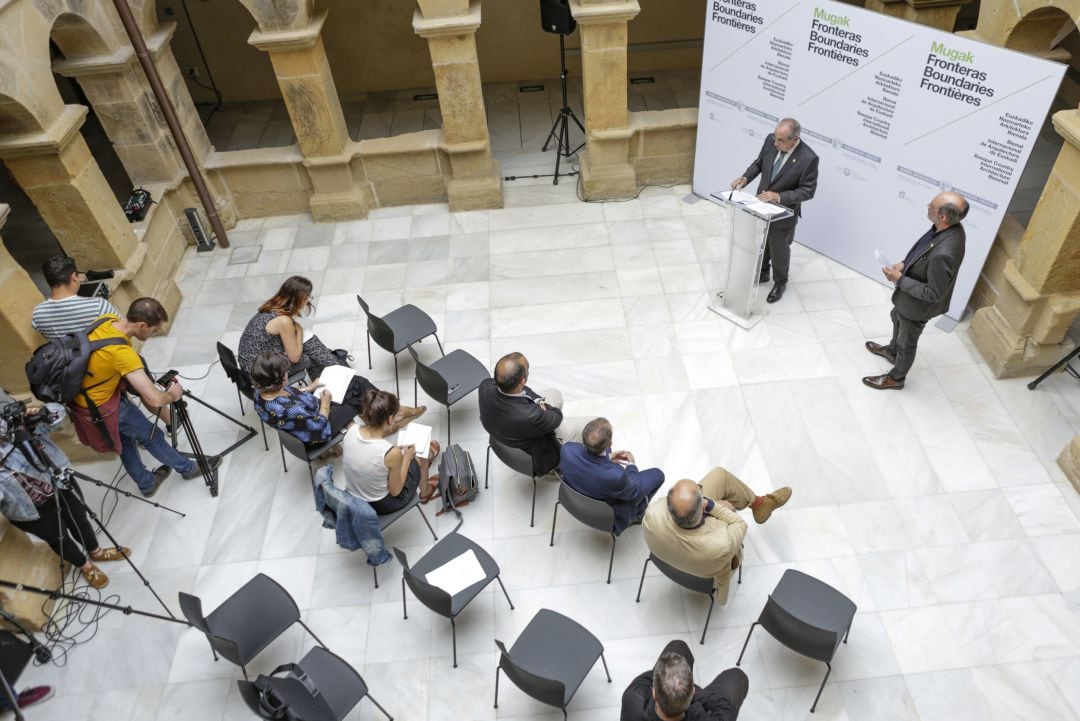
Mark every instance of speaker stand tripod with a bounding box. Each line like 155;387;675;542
542;33;585;185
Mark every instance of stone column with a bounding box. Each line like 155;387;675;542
0;205;46;393
969;109;1080;379
414;0;503;210
569;0;641;200
0;106;137;270
862;0;969;32
249;11;373;221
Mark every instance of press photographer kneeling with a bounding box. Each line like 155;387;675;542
0;393;129;589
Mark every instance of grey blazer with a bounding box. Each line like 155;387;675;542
892;223;966;322
742;134;819;229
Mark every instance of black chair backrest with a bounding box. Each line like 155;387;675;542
407;345;449;403
356;295;396;352
178;591;245;665
489;436;535;478
758;594;841;663
495;638;567;708
297;646;368;720
650;554;715;596
217;342;256;400
392;547;453;617
558;482;615;535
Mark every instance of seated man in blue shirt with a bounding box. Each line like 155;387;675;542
559;417;665;534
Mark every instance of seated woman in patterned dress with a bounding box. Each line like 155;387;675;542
250;351;424;453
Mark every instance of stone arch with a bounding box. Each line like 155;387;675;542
236;0;314;31
975;0;1079;51
0;92;44;137
50;11;112;59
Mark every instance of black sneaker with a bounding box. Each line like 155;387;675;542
144;466;171;498
181;454;223;480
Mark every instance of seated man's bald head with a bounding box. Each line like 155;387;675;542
494;352;529;393
667;479;704;529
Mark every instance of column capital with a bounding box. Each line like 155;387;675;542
568;0;641;25
249;10;327;53
52;25;177;79
0;105;87;160
413;1;481;38
1053;109;1080;151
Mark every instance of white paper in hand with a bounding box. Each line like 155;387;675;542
397;422;433;459
875;249;892;267
318;365;355;402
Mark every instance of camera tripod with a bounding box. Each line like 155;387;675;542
5;425;176;618
541;32;585;185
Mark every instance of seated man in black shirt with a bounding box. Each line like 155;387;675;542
621;640;748;721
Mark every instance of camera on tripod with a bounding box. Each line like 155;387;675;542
0;399;50;433
78;269;115;301
156;370;179;389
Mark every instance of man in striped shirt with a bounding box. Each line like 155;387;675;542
31;255;118;339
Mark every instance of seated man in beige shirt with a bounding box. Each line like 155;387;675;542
643;468;791;604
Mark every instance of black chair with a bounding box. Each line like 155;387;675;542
178;573;326;679
736;569;856;713
278;426;350;482
406;344;489;446
237;646;394;721
549;481;619;584
494;609;611;720
372;493;438;588
485;436;541;527
357;294;443;396
636;553;738;645
217;342;307;452
393;533;515;668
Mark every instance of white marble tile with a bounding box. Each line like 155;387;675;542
970;661;1077;721
879;606;969;674
857;550;938;611
1030;532;1080;593
1003;483;1080;536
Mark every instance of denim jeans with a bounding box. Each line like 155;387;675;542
118;396;195;493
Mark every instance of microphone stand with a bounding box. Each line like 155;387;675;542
0;578;187;628
0;608;51;665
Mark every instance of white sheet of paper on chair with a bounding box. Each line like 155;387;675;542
318;365;355;402
397;423;432;459
424;549;486;596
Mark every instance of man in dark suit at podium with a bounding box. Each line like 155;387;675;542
730;117;819;303
863;191;968;390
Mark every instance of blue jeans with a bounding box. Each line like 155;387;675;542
118;396;195;493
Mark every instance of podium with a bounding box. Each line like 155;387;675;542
707;191;793;329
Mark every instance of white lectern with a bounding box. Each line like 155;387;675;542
707;191;793;329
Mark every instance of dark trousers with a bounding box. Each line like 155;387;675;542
370;459;423;515
313;375;378;447
887;307;928;381
664;640;749;714
761;222;796;284
12;491;98;568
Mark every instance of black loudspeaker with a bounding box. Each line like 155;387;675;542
540;0;575;35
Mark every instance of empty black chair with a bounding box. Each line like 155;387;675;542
278;426;350;482
636;553;738;645
549;481;619;583
736;569;856;713
406;344;489;446
485;436;541;526
394;532;514;668
357;294;443;396
237;646;393;721
178;573;325;679
494;609;610;719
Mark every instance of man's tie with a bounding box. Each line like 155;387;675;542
770;152;786;182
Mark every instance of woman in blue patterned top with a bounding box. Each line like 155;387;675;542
251;352;424;451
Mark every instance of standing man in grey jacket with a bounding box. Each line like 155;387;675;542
863;191;968;390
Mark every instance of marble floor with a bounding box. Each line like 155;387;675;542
14;179;1080;721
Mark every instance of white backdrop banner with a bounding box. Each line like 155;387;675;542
692;0;1065;320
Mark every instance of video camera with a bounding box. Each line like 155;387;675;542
0;399;51;434
156;370;179;389
78;269;114;301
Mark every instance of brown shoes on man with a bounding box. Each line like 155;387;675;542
752;486;792;524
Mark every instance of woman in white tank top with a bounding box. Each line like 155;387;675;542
343;389;440;514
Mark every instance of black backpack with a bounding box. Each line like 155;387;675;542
436;443;479;516
25;317;126;450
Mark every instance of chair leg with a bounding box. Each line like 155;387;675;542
738;558;743;584
844;622;852;643
550;501;561;546
299;620;328;649
700;594;716;645
451;618;458;668
241;665;248;681
493;667;500;709
393;354;400;396
484;446;491;489
736;622;758;665
607;535;616;585
433;333;445;356
527;474;535;526
495;575;515;609
373;565;379;588
366;692;394;721
599;651;612;682
367;332;372;370
414;376;418;408
414;503;438;541
401;577;408;619
236;387;245;416
447;409;452;447
306;462;315;485
260;422;268;452
635;556;651;602
279;437;288;472
810;662;832;713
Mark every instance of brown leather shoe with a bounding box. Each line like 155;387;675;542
862;373;905;390
864;341;897;365
752;486;792;524
81;563;109;589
